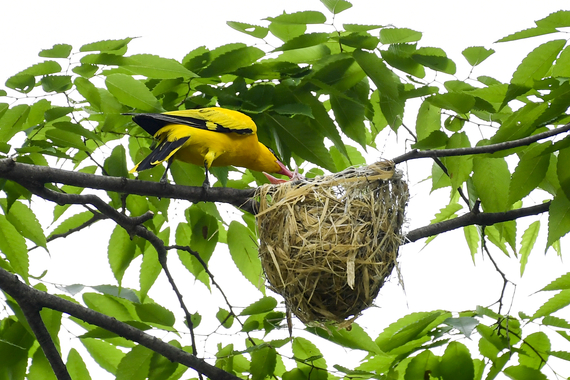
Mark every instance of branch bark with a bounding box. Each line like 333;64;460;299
392;122;570;164
0;159;257;213
0;267;240;380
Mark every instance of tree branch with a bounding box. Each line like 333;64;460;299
405;202;551;243
393;122;570;164
0;159;257;213
0;268;240;380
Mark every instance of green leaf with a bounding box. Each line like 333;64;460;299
344;24;383;32
405;351;440;380
376;311;442;352
116;345;153;380
0;214;29;282
216;308;234;328
472;156;510;212
558;146;570;201
105;73;162;112
532;289;570;320
80;38;134;52
339;32;379;50
75;77;101;106
240;296;278;315
541;272;570;291
503;365;547;380
250;346;277;380
266;114;335;171
440;342;474;380
320;0;352;14
200;46;265;77
5;74;34;93
292;337;327;376
543;315;570;328
427;93;475;114
227;21;269;38
108;225;137;286
0;200;46;249
462;46;495;66
139;248;161;302
135;303;175;327
39;44;73;58
553;45;570;77
491;102;547;145
49;211;93;237
18;60;62;76
511;40;566;87
381;43;426;78
464;225;479;261
444;317;479;338
415;101;441;140
104;145;129;178
535;10;570;28
45;128;88;151
519;221;540;276
267;11;327;24
443;132;472;190
307;323;382;354
73;63;99;78
29;349;57;380
274;33;329;52
0;104;30;143
379;28;422;44
330;89;367;148
66;348;92;380
227;221;264;292
83;293;135;321
496;27;558;43
518;332;549;369
170;160;205;187
121;54;197;79
509;145;550;204
549;350;570;361
547;191;570;249
41;75;72;93
81;338;125;375
412;47;456;75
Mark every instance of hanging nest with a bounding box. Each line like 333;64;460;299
255;160;408;326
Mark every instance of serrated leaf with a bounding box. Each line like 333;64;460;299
543;315;570;329
41;75;72;92
66;348;92;380
444;317;479;338
240;296;277;315
227;221;264;292
80;38;133;52
0;104;30;142
200;46;265;77
139;248;161;302
274;32;329;52
415;101;441;140
405;350;439;380
462;46;495;66
518;332;549;369
427;93;475;114
344;24;383;32
116;345;153;380
330;91;367;148
440;342;474;380
105;73;162;112
520;221;540;276
216;308;234;328
122;54;197;79
39;44;73;58
553;45;570;78
532;289;570;320
472;156;510;212
509;145;550;204
379;28;422;44
320;0;352;14
503;365;547;380
307;323;382;354
227;21;269;38
377;311;442;352
135;303;175;327
250;346;277;380
558;146;570;201
83;293;135;321
412;47;456;75
339;32;379;50
45;128;88;151
0;214;29;282
108;225;137;286
267;11;327;24
547;191;570;249
535;10;570;28
541;272;570;291
0;200;46;249
464;225;479;261
496;27;558;43
49;211;93;237
81;338;125;375
511;40;566;87
443;132;472;190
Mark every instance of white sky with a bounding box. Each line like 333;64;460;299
2;1;570;379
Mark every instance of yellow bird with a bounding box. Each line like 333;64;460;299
128;107;294;187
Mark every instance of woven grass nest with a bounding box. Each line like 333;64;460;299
256;160;408;326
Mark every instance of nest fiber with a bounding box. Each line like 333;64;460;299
256;160;408;325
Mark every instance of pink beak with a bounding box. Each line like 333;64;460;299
263;161;302;184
